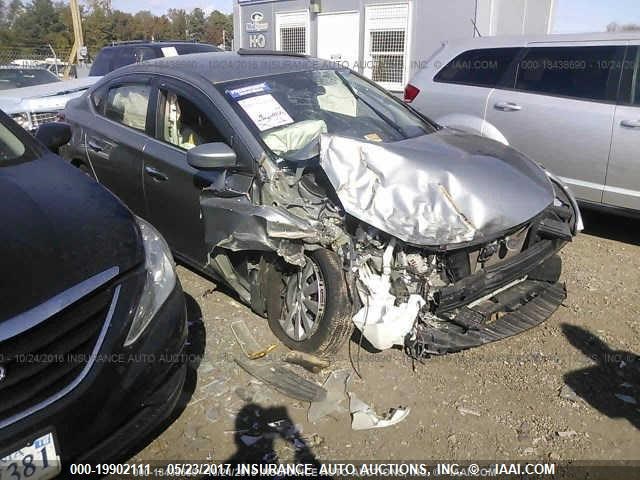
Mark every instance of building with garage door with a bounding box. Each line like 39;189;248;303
233;0;556;92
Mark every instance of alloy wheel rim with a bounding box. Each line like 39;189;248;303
280;258;326;341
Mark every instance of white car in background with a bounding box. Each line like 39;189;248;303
0;69;98;131
1;41;221;133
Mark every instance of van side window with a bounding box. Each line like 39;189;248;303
104;84;151;131
618;46;640;105
434;48;521;88
515;46;625;102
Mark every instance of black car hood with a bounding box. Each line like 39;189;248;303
319;129;555;246
0;154;143;322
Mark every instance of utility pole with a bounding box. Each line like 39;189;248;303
65;0;84;78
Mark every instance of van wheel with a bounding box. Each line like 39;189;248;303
266;249;353;358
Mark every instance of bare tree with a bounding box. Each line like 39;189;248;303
607;21;640;32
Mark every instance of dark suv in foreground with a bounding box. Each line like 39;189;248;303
0;112;187;478
62;50;582;359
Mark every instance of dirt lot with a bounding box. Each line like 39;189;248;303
132;209;639;464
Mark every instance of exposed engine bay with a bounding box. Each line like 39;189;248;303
200;131;583;358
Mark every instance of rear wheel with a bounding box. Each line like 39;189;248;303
266;249;353;357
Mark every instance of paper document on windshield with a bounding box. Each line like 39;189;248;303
238;94;294;131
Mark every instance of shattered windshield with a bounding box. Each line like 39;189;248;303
220;69;436;161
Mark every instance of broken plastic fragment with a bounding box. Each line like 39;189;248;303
352;245;425;351
349;393;410;430
231;320;277;360
234;357;327;402
308;369;352;423
284;351;331;374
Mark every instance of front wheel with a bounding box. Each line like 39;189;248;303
266;249;353;357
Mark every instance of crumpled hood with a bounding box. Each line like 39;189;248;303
319;129;554;246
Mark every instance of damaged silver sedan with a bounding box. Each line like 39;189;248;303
62;50;583;357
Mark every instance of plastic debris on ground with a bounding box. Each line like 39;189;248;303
284;351;331;373
349;393;410;430
308;369;352;423
231;320;277;360
234;357;327;402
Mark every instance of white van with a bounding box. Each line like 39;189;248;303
406;33;640;213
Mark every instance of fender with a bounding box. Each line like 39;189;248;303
434;113;509;146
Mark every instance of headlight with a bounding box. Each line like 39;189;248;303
11;113;32;131
125;217;177;346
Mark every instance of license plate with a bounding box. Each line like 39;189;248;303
1;432;61;480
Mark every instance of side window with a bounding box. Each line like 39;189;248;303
91;85;108;112
515;46;625;102
159;90;223;150
104;84;151;131
618;46;639;106
434;48;521;87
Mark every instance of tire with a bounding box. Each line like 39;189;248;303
266;249;354;358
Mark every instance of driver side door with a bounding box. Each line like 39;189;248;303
142;77;245;267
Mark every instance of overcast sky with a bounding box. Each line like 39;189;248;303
110;0;640;33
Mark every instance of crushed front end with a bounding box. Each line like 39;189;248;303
347;190;578;358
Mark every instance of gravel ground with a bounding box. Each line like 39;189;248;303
132;209;639;464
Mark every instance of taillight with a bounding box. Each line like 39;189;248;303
404;83;420;103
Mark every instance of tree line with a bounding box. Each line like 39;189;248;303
0;0;233;56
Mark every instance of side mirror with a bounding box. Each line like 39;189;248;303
187;142;238;170
35;122;71;154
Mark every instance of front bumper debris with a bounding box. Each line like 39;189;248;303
408;258;567;356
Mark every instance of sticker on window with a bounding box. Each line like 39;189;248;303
238;94;294;132
227;82;272;99
161;46;178;57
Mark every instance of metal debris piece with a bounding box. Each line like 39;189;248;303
234;357;327;402
284;351;331;373
231;320;277;360
308;369;352;423
349;393;410;430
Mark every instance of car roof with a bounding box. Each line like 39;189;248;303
116;51;337;84
101;41;218;50
444;32;640;50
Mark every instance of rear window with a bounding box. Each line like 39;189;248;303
89;47;159;76
515;46;625;102
435;48;521;88
174;44;220;55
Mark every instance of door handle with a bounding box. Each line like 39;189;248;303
494;101;522;112
144;165;169;182
621;119;640;129
87;140;103;152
